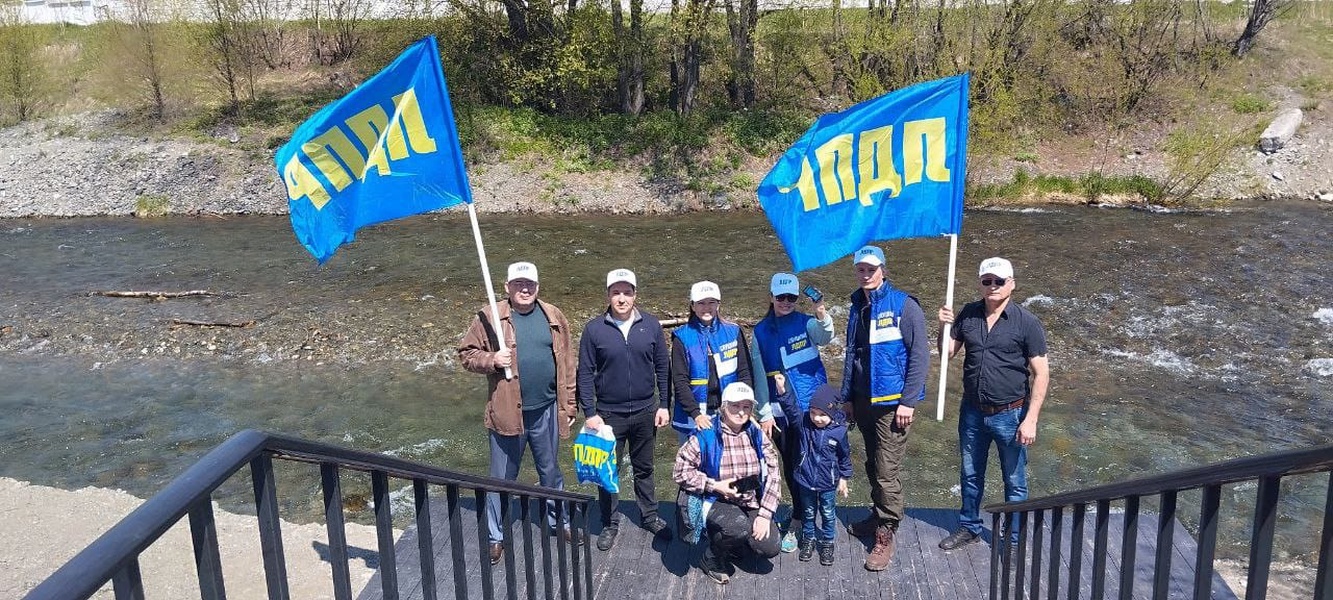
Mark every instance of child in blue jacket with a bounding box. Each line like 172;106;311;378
775;377;853;565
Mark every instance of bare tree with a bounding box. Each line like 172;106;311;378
671;0;716;114
1232;0;1292;57
611;0;646;114
723;0;757;107
111;0;171;120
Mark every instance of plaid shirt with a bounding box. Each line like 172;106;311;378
673;424;782;519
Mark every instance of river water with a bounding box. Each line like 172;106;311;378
1;201;1330;566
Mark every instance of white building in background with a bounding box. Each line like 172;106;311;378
17;0;124;25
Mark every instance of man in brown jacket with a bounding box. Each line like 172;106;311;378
458;261;578;565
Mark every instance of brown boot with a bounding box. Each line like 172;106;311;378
864;525;896;571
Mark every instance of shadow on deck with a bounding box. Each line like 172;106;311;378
358;498;1237;600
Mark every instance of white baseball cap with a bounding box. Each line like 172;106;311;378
606;268;637;289
506;261;539;283
978;257;1014;279
854;245;885;267
690;281;721;302
770;273;799;297
721;382;756;405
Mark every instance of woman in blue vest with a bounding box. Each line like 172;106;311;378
752;272;835;552
670;281;755;442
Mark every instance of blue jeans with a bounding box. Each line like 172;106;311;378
797;487;837;543
958;402;1028;543
487;403;565;543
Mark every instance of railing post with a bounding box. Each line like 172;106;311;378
1092;499;1110;600
520;495;537;600
1152;490;1177;600
1119;495;1140;600
581;503;593;600
1030;510;1045;600
111;556;145;600
475;488;496;600
1014;511;1029;600
446;485;468;600
1245;476;1280;600
187;498;227;600
1069;503;1085;600
250;454;290;600
555;500;570;600
1048;506;1063;600
1315;471;1332;600
372;470;399;600
1193;485;1221;600
500;491;517;600
414;479;438;600
540;495;555;600
320;464;353;600
991;511;1002;600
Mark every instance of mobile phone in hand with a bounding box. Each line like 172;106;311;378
802;284;823;304
732;474;762;494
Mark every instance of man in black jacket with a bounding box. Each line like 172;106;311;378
578;268;673;550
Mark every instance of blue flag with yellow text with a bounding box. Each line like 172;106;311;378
758;74;969;272
276;36;471;263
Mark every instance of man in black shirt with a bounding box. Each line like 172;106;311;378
936;257;1050;552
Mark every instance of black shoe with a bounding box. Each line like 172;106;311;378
818;542;835;566
489;542;503;565
701;547;730;585
597;526;619;551
797;537;815;562
939;528;981;551
643;515;671;540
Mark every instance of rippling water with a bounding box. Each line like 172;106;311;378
1;201;1329;563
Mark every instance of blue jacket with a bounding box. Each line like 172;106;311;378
841;284;928;408
791;409;853;492
576;309;670;417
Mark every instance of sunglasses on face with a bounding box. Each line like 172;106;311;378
980;278;1007;287
774;294;799;303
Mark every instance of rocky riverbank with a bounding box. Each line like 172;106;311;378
1;103;1330;219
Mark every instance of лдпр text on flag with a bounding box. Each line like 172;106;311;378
757;73;970;272
275;35;472;263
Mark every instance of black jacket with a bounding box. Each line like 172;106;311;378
576;309;670;417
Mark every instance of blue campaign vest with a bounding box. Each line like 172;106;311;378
753;311;827;423
671;319;742;434
840;285;922;407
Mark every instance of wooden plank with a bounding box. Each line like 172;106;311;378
358;499;1240;600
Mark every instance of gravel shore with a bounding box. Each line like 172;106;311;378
1;106;1329;220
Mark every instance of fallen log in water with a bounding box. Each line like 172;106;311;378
91;290;217;299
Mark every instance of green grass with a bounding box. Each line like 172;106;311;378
1230;94;1271;114
134;194;170;218
968;169;1164;204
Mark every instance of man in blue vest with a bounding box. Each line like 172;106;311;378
841;245;930;571
578;268;673;551
936;257;1049;552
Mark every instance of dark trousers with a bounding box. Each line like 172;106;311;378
598;406;660;528
852;399;909;526
773;424;805;524
706;502;781;559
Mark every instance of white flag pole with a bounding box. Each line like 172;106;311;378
467;202;512;380
936;233;959;421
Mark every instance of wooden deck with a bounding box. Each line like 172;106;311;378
356;497;1238;600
